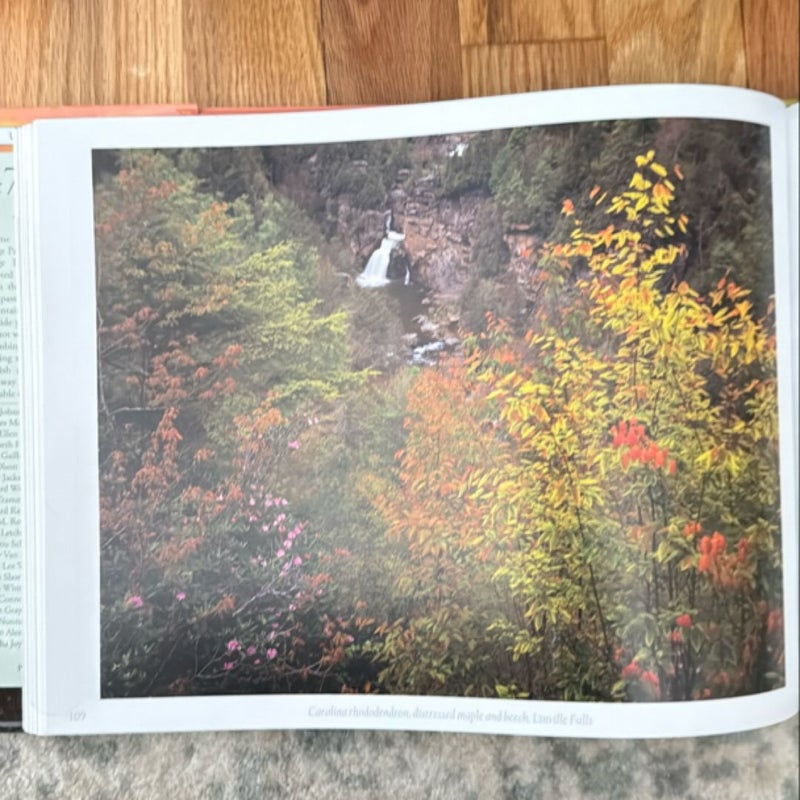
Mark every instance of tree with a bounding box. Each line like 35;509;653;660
96;150;361;696
368;359;515;696
471;151;782;700
372;151;783;702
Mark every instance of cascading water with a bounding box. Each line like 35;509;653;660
354;216;457;365
356;227;405;288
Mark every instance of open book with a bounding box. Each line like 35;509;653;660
3;85;798;737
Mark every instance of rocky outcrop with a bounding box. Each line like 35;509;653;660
275;138;540;311
331;175;486;303
395;192;483;301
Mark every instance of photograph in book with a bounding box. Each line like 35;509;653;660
93;118;785;703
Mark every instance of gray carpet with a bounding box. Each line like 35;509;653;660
1;715;797;799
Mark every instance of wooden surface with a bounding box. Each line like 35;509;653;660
0;0;798;107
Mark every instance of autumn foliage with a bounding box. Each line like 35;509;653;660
97;154;359;696
96;139;784;703
371;151;783;701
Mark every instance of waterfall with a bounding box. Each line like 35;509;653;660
356;229;405;288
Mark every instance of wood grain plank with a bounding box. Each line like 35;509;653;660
488;0;603;42
742;0;799;97
0;1;186;106
101;0;186;104
0;1;791;112
322;0;462;105
462;41;608;96
0;1;95;106
605;0;747;86
0;0;51;105
184;0;325;107
459;0;489;45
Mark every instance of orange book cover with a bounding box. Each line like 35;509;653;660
0;103;198;125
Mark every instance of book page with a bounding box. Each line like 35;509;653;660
788;104;799;463
22;85;798;736
0;130;21;689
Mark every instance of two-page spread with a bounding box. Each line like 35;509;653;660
4;85;799;737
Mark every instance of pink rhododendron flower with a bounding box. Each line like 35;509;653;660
293;556;302;566
276;549;285;558
267;648;278;660
127;595;143;608
226;639;241;652
246;646;257;656
621;662;641;680
288;440;300;450
254;659;261;665
223;662;234;671
175;591;186;602
641;670;660;688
